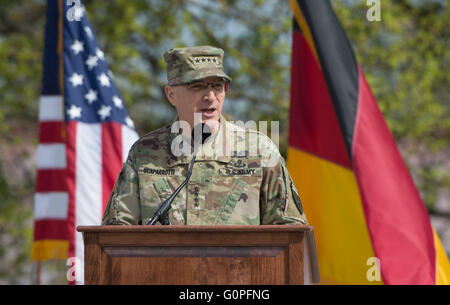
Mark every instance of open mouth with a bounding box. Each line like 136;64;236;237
200;108;216;114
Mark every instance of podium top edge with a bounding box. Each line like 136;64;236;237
77;224;312;233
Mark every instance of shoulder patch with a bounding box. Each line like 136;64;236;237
290;181;303;215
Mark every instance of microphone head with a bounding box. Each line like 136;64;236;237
192;123;212;145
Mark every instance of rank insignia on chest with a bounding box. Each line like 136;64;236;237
233;159;247;168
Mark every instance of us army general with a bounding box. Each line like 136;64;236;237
102;46;307;226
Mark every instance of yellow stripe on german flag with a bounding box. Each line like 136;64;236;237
288;147;380;284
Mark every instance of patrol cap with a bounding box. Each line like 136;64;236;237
164;45;232;85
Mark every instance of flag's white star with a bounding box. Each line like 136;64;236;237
69;72;84;87
84;26;93;39
70;40;84;55
97;73;110;87
97;105;112;120
112;96;123;109
96;48;104;60
125;116;135;128
73;5;85;21
85;55;98;70
67;105;82;119
84;89;97;104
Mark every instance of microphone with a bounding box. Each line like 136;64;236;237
146;123;212;225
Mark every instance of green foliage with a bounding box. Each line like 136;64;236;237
0;159;34;284
0;0;448;283
84;0;294;143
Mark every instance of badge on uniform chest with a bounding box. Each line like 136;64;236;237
219;159;262;177
233;159;246;168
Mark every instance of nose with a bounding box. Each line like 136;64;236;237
203;86;217;101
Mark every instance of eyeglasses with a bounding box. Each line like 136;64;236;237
178;80;227;92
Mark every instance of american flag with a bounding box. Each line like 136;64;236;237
32;0;139;283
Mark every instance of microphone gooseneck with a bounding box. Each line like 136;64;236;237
146;123;212;225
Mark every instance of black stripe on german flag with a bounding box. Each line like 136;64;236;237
297;0;359;163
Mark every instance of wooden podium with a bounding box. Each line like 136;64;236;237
77;225;318;285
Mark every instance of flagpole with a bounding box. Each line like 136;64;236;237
36;262;41;285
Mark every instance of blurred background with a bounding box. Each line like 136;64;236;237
0;0;448;284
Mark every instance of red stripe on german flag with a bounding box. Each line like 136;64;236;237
353;68;436;284
289;0;449;284
289;19;350;169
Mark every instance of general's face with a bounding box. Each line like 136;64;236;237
164;76;226;133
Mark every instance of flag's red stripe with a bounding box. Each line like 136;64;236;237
39;121;65;143
33;219;72;240
35;169;67;192
352;67;436;284
289;30;351;168
102;122;123;215
65;121;77;259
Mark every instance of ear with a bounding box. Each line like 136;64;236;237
164;85;176;106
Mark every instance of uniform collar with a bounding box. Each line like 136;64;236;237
166;114;232;167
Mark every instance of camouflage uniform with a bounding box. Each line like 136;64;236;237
102;46;307;225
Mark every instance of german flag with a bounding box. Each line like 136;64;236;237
288;0;450;284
